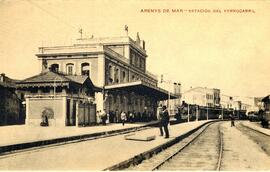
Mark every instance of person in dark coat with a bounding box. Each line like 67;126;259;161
230;114;235;127
160;105;170;138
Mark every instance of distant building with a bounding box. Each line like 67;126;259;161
239;102;251;111
158;81;181;115
233;96;263;113
232;101;242;110
220;95;233;109
16;71;98;127
0;73;24;125
182;87;220;107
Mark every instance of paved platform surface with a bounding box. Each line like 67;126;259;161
0;120;210;170
221;121;270;170
0;122;154;147
240;120;270;136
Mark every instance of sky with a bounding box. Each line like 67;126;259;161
0;0;269;98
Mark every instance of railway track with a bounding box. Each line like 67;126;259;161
127;122;224;171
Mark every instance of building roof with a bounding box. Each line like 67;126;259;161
75;36;147;55
0;73;19;88
19;71;71;84
183;86;220;94
262;95;270;103
65;75;88;85
37;36;146;57
16;71;100;91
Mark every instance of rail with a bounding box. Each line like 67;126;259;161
151;122;214;170
216;125;223;171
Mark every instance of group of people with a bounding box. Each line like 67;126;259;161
97;106;237;139
97;110;157;125
96;106;171;138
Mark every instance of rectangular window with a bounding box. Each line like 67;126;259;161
120;96;123;104
43;87;50;93
141;59;145;70
122;71;126;82
67;66;73;75
56;87;62;93
30;88;38;93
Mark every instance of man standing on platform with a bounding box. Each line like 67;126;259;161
121;111;127;126
159;105;170;138
101;109;107;126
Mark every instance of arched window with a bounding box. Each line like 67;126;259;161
115;68;119;83
66;63;74;75
122;71;126;82
81;63;90;77
50;64;59;72
109;65;113;83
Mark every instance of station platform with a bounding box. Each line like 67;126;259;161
240;121;270;136
0;122;157;148
0;120;214;170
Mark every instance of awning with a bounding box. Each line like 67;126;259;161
104;81;179;100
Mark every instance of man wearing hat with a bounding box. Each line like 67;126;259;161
159;105;170;138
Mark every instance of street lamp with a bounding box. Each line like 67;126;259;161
205;94;209;120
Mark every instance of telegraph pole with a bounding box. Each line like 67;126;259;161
160;74;172;116
222;107;224;120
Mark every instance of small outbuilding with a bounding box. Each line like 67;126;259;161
16;71;100;127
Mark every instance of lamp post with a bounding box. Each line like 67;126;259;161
206;106;209;120
168;90;171;114
187;104;190;122
53;77;57;127
221;106;224;120
205;94;209;120
196;105;199;121
160;74;172;116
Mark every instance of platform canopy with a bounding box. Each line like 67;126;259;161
104;81;179;100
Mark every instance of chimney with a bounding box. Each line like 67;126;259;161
136;32;141;45
142;40;145;50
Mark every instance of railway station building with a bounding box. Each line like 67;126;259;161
17;33;177;126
